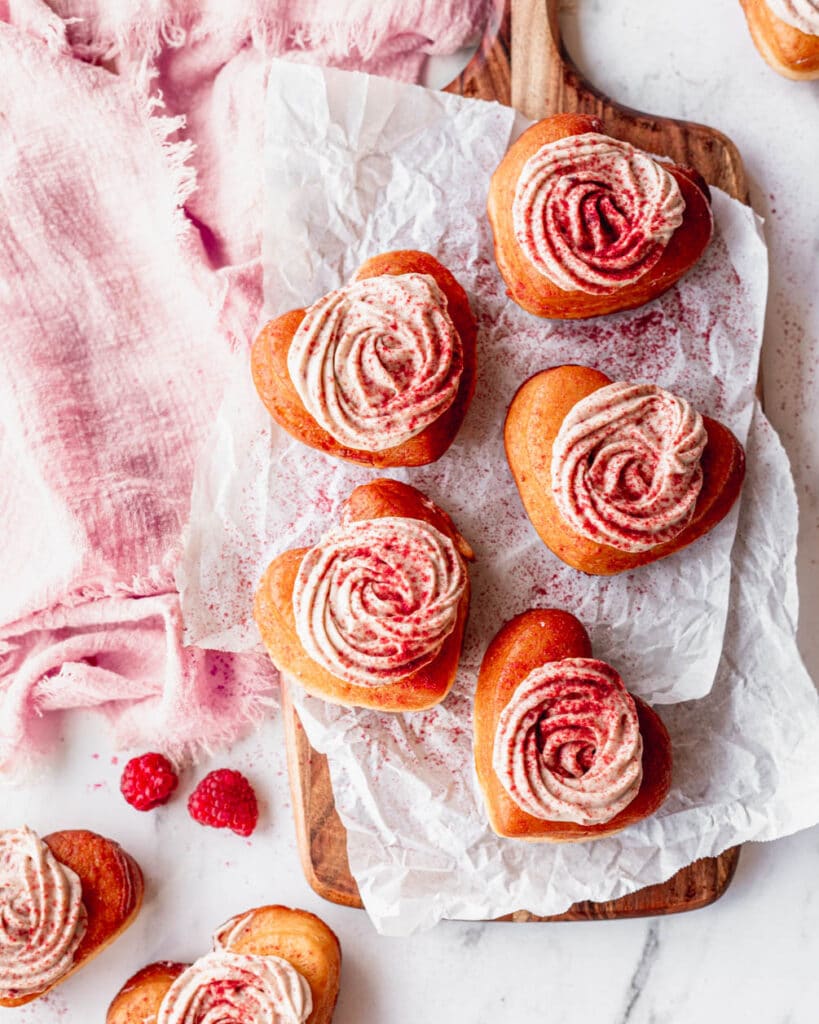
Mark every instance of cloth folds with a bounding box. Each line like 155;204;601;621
0;0;487;775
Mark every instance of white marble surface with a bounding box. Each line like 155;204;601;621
4;706;819;1024
3;2;819;1022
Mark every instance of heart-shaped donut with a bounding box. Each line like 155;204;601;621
251;250;477;467
0;828;143;1008
487;113;714;319
474;609;672;842
504;364;745;575
106;905;341;1024
254;479;473;712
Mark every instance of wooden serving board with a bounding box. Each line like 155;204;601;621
282;0;747;920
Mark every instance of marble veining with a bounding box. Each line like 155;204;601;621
617;922;660;1023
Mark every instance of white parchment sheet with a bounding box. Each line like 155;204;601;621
179;62;819;933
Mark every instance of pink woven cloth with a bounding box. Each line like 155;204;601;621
0;0;486;775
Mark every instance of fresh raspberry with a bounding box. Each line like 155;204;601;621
187;769;259;837
120;753;178;811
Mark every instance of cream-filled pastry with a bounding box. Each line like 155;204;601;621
0;828;143;1008
254;479;473;712
488;114;714;319
504;365;745;575
0;828;87;1002
252;250;477;466
107;905;341;1024
475;609;672;842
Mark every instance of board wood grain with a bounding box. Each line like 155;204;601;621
283;0;746;920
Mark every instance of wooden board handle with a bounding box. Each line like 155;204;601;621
511;0;562;117
452;0;748;199
443;0;511;104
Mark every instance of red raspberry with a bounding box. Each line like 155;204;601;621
187;769;259;837
120;753;178;811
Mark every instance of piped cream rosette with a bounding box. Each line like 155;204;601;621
492;658;643;826
157;913;312;1024
512;133;685;294
287;273;463;451
0;828;87;1000
293;516;467;687
551;381;707;552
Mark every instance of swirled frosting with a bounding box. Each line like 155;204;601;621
765;0;819;34
157;950;313;1024
287;273;463;451
293;516;467;687
512;133;685;294
0;827;87;999
493;658;643;825
213;911;257;950
551;381;707;552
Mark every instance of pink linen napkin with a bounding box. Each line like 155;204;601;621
0;20;275;772
0;1;487;775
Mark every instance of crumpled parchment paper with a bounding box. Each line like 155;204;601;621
179;62;819;934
